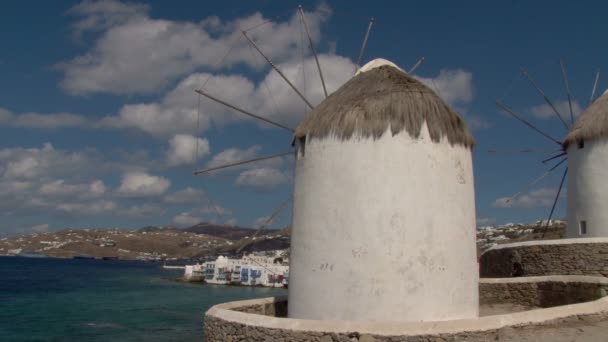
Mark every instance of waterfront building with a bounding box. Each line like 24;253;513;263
184;251;288;288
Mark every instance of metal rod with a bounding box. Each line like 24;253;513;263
542;152;567;164
193;151;293;175
407;57;425;74
236;195;293;253
502;158;567;205
541;167;568;238
488;148;562;153
559;60;575;125
496;100;563;146
299;5;327;98
241;31;314;110
589;69;601;106
195;89;294;132
521;68;569;130
355;17;375;73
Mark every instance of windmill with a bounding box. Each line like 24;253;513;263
190;5;425;253
493;61;602;237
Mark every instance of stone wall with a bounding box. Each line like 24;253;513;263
479;276;608;308
203;277;608;342
479;238;608;278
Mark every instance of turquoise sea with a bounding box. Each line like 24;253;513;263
0;256;287;341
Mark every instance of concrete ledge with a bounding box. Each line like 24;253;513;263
204;276;608;341
480;238;608;278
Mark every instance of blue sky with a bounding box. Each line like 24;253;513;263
1;0;605;236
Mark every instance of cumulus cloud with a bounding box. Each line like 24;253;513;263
59;1;330;95
173;211;202;226
117;171;170;197
166;134;210;166
529;100;583;120
56;200;117;216
163;187;205;204
205;145;262;170
38;179;107;200
0;108;13;124
235;167;290;190
415;69;489;130
0;108;90;129
100;53;355;137
416;69;474;106
493;187;565;209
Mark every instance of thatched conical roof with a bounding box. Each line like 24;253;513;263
293;60;475;148
564;91;608;148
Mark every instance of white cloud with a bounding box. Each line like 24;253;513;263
205;145;262;170
166;134;210;166
56;200;117;216
529;100;583;120
254;215;274;228
68;0;149;37
101;54;355;138
12;112;89;129
30;224;49;233
173;211;202;226
416;69;474;106
493;187;565;209
117;171;170;197
164;187;205;204
0;108;91;129
235;167;290;190
90;180;106;195
476;217;496;227
60;2;331;95
0;108;13;124
120;204;163;218
415;69;488;130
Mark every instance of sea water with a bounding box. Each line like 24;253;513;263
0;256;286;341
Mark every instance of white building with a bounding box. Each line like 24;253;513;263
288;59;479;322
565;90;608;238
184;252;288;288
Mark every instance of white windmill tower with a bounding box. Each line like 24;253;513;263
191;6;479;322
288;59;478;321
494;62;603;238
563;90;608;238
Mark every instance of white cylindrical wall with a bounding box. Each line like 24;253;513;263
567;139;608;238
288;124;479;322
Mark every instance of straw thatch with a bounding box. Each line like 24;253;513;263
563;92;608;148
293;65;475;148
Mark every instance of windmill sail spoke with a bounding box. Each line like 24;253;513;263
541;167;568;238
542;152;567;164
236;195;293;253
496;100;563;146
488;148;562;153
502;158;566;205
354;17;375;74
299;6;327;98
193;151;294;175
559;60;575;125
195;89;294;132
241;31;314;110
521;68;569;130
407;57;425;74
589;69;601;107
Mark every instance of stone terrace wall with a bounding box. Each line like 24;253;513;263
479;238;608;278
480;276;608;308
204;277;608;342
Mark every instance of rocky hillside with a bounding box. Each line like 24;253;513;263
0;223;291;261
0;220;564;260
